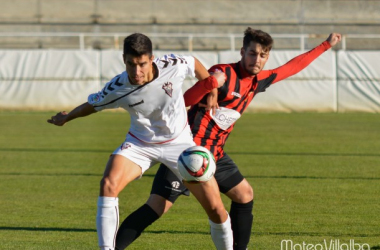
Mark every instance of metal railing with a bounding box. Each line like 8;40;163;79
0;32;379;51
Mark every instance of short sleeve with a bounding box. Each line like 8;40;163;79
87;75;123;111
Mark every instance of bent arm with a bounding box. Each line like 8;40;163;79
193;57;210;81
183;75;219;107
185;58;226;107
47;102;97;126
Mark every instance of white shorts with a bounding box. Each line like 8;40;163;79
112;125;195;180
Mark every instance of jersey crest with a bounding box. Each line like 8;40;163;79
162;82;173;97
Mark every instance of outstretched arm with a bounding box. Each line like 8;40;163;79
266;33;342;83
47;102;97;126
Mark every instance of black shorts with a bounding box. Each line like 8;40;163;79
150;153;244;203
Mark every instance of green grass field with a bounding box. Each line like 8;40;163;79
0;111;379;249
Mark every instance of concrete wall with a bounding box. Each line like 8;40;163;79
0;0;380;50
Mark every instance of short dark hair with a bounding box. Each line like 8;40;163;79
243;27;273;52
123;33;153;57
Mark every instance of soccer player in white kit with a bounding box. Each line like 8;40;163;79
47;33;233;250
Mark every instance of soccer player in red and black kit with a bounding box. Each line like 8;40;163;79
115;28;342;250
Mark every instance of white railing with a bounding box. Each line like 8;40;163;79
0;32;379;51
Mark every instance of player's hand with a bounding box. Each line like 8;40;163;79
198;88;219;115
47;111;68;126
210;71;226;88
326;33;342;47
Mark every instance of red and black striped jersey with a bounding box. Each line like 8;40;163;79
186;41;331;160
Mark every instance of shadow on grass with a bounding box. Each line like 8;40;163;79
0;148;109;153
0;226;207;235
1;148;380;158
0;173;378;181
2;227;379;240
0;226;96;232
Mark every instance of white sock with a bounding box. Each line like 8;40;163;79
209;213;234;250
96;196;119;250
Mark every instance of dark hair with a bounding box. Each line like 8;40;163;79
243;27;273;52
123;33;153;57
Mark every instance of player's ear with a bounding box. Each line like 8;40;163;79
122;54;126;64
240;47;245;57
150;54;155;62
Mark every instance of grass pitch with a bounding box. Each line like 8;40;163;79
0;111;379;249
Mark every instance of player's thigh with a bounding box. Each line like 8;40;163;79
214;153;245;192
101;154;142;196
184;177;226;221
150;163;190;203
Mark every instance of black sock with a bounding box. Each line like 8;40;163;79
116;204;159;250
230;200;254;250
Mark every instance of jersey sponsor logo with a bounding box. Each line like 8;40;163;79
231;91;241;98
210;107;242;130
128;100;144;107
162;82;173;97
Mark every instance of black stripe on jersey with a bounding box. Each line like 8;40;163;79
219;69;241;108
218;67;231;101
93;80;146;108
238;74;277;113
192;109;216;147
202;118;219;146
233;63;242;79
239;91;252;114
255;74;277;94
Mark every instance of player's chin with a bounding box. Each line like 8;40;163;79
132;78;144;85
247;68;259;75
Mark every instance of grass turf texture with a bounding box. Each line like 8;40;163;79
0;111;379;249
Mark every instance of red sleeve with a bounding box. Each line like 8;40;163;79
259;41;332;84
183;75;219;106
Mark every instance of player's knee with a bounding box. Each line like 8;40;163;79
205;203;226;219
230;180;254;203
246;184;254;201
100;176;119;196
241;184;254;203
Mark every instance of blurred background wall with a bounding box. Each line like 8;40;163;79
0;0;379;112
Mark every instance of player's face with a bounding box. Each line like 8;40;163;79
240;41;270;75
123;54;154;85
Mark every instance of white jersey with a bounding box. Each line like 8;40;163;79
88;54;195;143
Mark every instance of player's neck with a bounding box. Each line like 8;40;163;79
238;61;256;79
149;63;158;82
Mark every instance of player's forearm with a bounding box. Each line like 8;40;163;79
184;76;219;106
273;41;331;82
193;57;210;80
66;102;97;123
